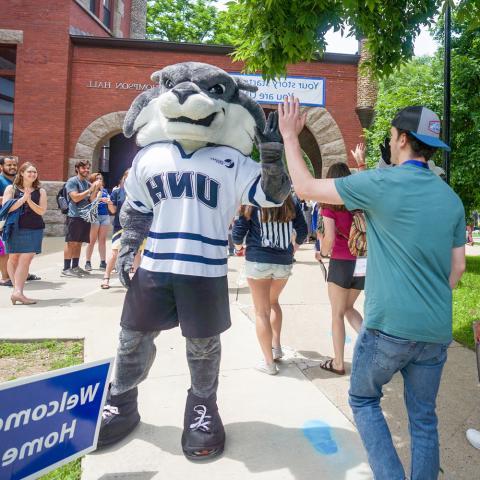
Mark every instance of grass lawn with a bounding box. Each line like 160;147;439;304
0;340;84;480
452;255;480;349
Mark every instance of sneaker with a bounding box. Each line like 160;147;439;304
73;266;90;276
255;360;278;375
467;429;480;449
99;260;107;270
61;268;82;278
84;261;92;271
272;346;284;361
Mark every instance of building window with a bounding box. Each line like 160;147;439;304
89;0;97;15
0;46;16;153
102;0;112;29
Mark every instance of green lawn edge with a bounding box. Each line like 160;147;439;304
453;255;480;349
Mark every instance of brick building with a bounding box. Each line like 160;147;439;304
1;0;363;235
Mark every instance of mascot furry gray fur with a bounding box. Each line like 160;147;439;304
97;62;290;459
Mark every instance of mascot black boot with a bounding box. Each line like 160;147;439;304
181;389;225;460
97;386;140;448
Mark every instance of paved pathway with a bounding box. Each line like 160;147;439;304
1;239;479;478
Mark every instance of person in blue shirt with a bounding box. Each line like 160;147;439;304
232;193;307;375
101;169;129;289
279;97;466;480
84;172;110;271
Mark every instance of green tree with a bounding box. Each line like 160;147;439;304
365;13;480;215
364;57;443;167
443;12;480;216
146;0;243;45
146;0;219;43
229;0;480;79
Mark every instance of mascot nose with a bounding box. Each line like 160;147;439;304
172;83;199;105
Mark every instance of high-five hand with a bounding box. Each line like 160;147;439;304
278;96;307;140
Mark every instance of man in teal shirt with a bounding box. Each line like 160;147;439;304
279;99;466;480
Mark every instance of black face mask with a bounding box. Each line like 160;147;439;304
379;136;392;165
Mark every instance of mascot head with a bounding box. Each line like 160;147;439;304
124;62;265;155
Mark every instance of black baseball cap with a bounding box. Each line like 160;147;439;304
392;106;451;151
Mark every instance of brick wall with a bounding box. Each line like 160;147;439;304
0;1;72;182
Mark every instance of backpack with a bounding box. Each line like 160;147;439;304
56;183;69;214
348;211;367;257
335;210;367;257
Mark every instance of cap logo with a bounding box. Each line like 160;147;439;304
428;120;441;135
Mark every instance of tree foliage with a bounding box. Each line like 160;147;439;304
365;11;480;216
146;0;242;44
230;0;442;79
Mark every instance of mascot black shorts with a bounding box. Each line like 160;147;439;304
120;268;232;338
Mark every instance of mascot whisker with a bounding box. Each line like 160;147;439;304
97;62;290;459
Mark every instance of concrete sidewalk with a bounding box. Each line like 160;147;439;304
1;240;479;478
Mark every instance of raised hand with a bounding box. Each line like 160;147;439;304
350;143;366;168
278;96;307;139
379;136;391;165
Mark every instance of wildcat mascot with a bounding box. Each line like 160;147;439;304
97;62;290;459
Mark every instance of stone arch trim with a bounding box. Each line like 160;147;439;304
301;106;347;178
69;111;127;176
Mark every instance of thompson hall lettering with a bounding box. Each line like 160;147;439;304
87;80;155;91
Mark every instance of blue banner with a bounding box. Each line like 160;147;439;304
0;359;113;480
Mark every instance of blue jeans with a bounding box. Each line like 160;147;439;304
349;328;449;480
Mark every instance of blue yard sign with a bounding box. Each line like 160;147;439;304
0;358;113;480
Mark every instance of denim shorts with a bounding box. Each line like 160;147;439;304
93;214;111;227
245;261;292;280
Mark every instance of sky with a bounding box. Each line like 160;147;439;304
324;25;438;56
215;1;439;57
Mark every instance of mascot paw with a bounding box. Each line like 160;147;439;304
255;111;282;146
116;246;137;288
182;389;225;461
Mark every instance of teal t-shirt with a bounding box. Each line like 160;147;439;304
335;163;465;344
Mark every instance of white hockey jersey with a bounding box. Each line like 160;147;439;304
125;141;281;277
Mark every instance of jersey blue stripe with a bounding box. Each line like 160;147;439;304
148;231;228;246
248;175;261;208
143;250;227;265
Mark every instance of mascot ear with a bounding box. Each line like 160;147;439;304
123;86;160;138
236;79;258;93
151;69;163;84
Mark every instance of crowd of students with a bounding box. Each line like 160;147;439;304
1;99;479;476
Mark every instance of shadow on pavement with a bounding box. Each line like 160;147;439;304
24;281;66;291
97;474;157;480
94;421;371;480
25;298;84;307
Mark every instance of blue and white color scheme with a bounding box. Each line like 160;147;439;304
0;359;113;480
125;141;281;277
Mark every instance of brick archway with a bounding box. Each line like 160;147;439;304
302;107;348;178
69;111;127;176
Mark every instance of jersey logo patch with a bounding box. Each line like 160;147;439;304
210;157;235;168
146;171;220;208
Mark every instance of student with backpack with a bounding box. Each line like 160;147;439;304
318;162;365;375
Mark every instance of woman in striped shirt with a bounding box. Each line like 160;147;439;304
232;194;308;375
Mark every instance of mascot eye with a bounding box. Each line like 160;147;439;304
208;84;226;95
164;79;174;89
